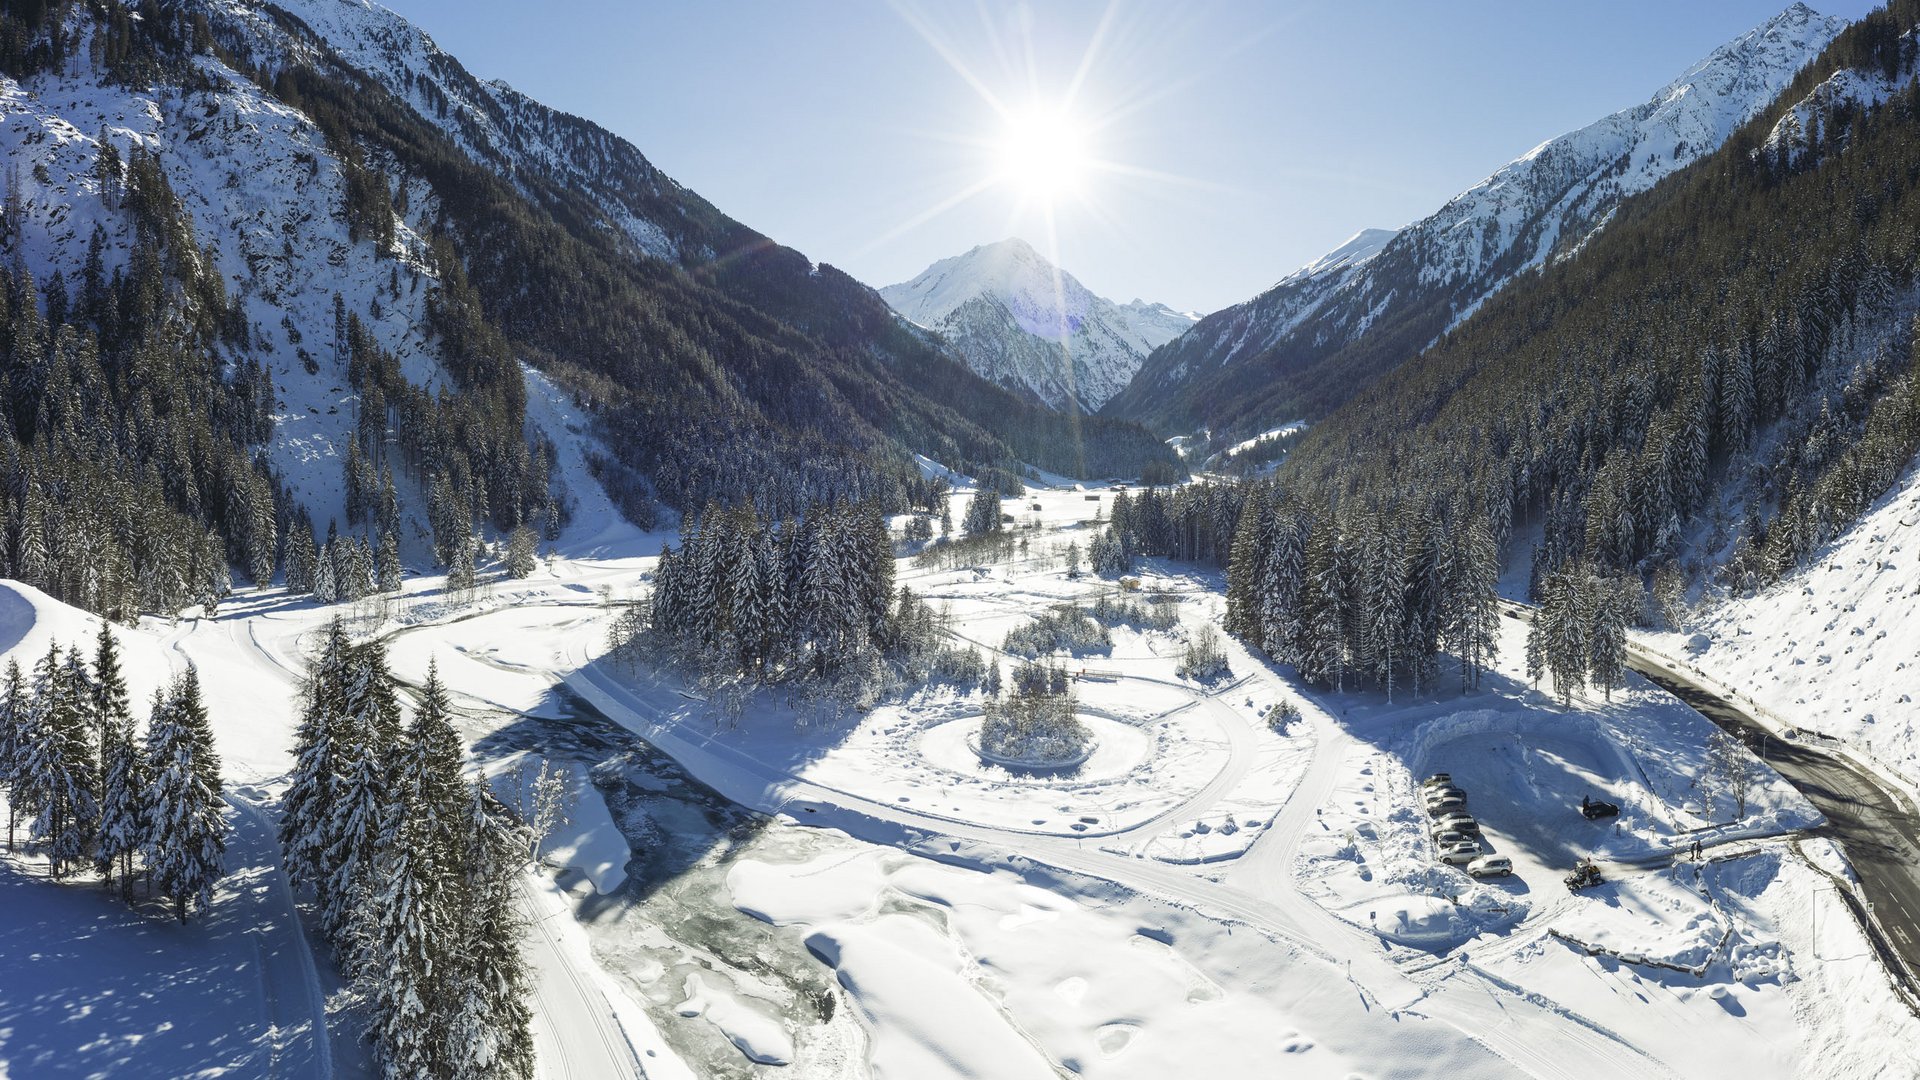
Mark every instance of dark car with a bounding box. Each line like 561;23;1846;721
1580;795;1620;820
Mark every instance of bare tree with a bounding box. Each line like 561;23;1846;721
528;759;576;860
1705;728;1749;823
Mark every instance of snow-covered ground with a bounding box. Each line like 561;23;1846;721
1647;461;1920;793
3;472;1918;1078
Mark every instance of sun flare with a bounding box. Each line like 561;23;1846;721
994;107;1089;201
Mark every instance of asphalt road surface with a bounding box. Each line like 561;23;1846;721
1627;654;1920;1003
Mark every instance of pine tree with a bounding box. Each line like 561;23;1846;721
96;703;145;902
322;639;402;951
504;524;537;579
281;620;352;895
170;667;220;796
91;623;141;891
0;660;25;850
25;644;100;878
143;674;228;922
1450;517;1501;692
377;531;403;593
287;522;318;595
312;539;339;603
446;782;535;1080
962;489;1002;537
1587;570;1636;701
361;662;465;1077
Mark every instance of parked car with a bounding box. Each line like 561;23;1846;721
1437;843;1484;866
1430;812;1480;835
1421;773;1453;788
1425;793;1468;814
1431;829;1474;848
1580;795;1620;820
1429;819;1480;841
1467;855;1514;878
1424;785;1467;802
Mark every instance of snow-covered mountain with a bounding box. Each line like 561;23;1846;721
881;238;1196;412
0;0;1179;595
1106;3;1848;437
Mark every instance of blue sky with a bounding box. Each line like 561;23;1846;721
381;0;1879;314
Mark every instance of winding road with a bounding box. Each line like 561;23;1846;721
1623;645;1920;1010
1499;598;1920;1012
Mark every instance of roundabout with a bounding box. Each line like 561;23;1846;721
921;712;1151;780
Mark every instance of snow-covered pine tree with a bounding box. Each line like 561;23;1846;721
800;512;852;675
346;536;375;601
360;661;467;1077
1257;502;1307;666
1297;525;1349;690
286;522;318;595
281;620;353;896
248;473;278;589
313;539;339;603
962;489;1002;537
1449;515;1501;692
0;660;24;850
377;531;403;593
25;644;100;878
1358;522;1405;699
89;622;130;754
1536;565;1590;704
504;523;538;579
447;531;478;595
90;623;141;891
96;702;146;903
446;782;535;1080
170;668;221;797
1586;569;1636;701
142;674;228;922
322;638;403;952
1090;526;1129;576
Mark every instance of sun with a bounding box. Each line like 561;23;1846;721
994;106;1089;201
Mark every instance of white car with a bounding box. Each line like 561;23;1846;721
1437;842;1484;866
1467;855;1514;878
1430;812;1478;835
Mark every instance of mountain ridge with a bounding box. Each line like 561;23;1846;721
1103;3;1849;442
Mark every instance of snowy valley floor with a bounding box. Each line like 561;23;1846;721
1;481;1919;1078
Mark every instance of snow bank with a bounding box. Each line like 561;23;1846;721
806;915;1058;1080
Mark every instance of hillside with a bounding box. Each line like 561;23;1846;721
880;238;1195;412
1105;3;1847;444
0;0;1178;621
1260;0;1920;664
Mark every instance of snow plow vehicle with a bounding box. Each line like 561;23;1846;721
1564;858;1604;892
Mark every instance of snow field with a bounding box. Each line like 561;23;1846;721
726;837;1508;1080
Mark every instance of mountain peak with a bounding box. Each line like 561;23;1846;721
880;244;1193;411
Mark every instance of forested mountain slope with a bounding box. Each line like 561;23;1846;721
1106;3;1846;446
1245;0;1920;694
0;0;1175;620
